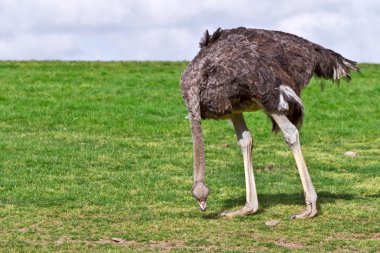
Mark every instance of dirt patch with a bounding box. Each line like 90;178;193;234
360;205;376;211
274;239;304;249
56;235;70;245
97;239;112;245
52;236;213;251
325;232;380;241
46;235;272;251
149;239;189;252
18;228;29;233
370;233;380;240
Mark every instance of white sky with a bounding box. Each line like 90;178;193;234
0;0;379;62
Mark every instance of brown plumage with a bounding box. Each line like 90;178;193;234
182;27;358;129
180;27;358;217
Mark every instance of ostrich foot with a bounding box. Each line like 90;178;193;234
220;205;258;218
291;200;317;219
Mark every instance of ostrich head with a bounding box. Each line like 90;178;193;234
192;181;209;211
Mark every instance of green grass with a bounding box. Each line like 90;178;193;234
0;61;379;252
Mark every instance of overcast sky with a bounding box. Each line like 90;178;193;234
0;0;379;62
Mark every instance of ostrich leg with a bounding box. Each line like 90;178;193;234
221;113;259;217
271;114;318;219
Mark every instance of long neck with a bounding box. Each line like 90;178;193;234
190;117;205;183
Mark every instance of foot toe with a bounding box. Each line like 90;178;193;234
290;208;317;219
220;206;257;218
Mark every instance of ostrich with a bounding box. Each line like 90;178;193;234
180;27;358;219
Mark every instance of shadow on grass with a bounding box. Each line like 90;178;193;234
202;191;354;219
366;193;380;198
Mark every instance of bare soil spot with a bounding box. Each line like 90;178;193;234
52;236;213;251
325;232;380;241
274;239;304;249
370;233;380;240
18;228;29;233
55;235;70;245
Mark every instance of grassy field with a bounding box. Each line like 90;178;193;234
0;61;379;252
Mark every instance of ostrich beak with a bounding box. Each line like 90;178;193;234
198;201;207;211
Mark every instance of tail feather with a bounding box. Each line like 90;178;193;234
314;45;359;82
199;28;222;48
